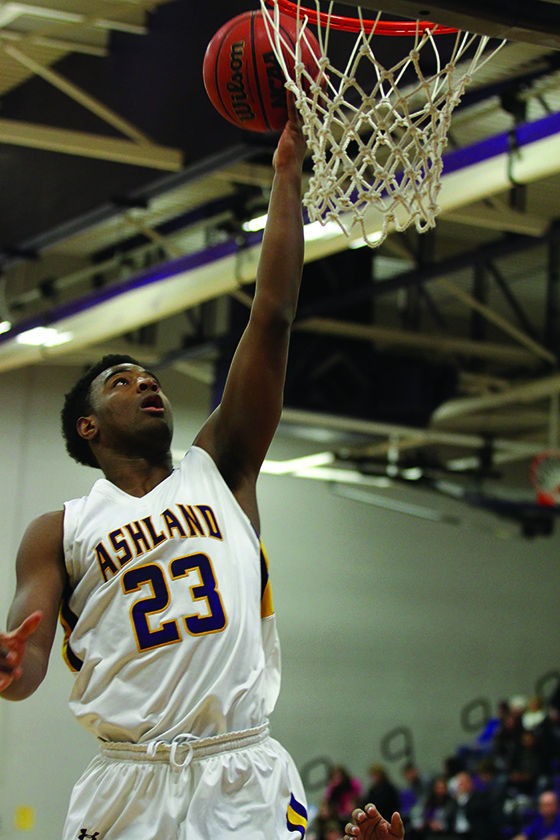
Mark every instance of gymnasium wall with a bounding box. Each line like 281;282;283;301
0;363;559;838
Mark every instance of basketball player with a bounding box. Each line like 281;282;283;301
0;94;310;839
345;804;405;840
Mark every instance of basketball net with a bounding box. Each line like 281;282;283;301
260;0;506;247
529;451;560;507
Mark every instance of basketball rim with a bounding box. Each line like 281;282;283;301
263;0;459;35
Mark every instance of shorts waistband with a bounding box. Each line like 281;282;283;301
98;722;270;768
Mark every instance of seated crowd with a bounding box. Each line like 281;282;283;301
308;687;560;840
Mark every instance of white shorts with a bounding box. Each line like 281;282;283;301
62;724;308;840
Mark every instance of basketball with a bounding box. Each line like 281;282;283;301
203;10;321;133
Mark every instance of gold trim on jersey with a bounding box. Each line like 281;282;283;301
59;590;83;672
260;542;274;619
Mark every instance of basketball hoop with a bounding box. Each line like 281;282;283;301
266;0;458;35
260;0;506;247
529;451;560;506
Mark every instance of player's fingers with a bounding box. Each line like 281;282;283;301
286;90;302;126
390;812;405;838
351;808;367;823
0;668;16;692
364;804;384;823
286;88;296;114
15;611;43;640
364;804;390;835
0;640;17;666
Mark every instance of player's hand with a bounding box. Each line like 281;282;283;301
0;611;42;693
273;91;306;171
344;804;405;840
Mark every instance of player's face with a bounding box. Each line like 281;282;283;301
88;363;174;451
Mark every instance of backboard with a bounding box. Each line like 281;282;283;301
337;0;560;47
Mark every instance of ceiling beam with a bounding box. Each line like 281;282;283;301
0;118;183;170
433;372;560;422
295;317;542;366
281;406;544;459
443;203;549;237
1;42;151;143
435;276;557;365
0;144;261;271
0;29;108;56
430;410;549;433
0;3;147;34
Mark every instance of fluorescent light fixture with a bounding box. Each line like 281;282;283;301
243;216;343;241
171;447;394;489
242;213;268;233
401;467;424;480
446;456;479;471
16;326;73;347
261;456;392;488
294;466;392;486
349;231;383;248
262;452;335;475
0;320;11;335
303;220;343;242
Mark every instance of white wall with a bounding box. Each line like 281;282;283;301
1;363;559;838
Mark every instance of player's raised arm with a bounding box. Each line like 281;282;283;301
1;511;67;700
195;94;306;524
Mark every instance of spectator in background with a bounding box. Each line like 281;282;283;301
324;765;363;824
443;755;465;792
523;697;547;733
476;700;511;755
423;777;456;838
549;680;560;718
458;700;511;772
474;756;499;786
401;761;431;803
492;709;525;776
400;761;431;840
507;729;544;797
536;700;560;783
509;697;530;736
324;819;346;840
451;770;501;840
474;758;507;824
309;799;343;840
364;763;401;822
512;790;560;840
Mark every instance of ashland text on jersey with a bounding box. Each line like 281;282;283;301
94;503;223;582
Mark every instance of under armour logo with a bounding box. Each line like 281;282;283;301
78;831;100;839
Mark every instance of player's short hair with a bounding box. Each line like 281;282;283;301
61;353;143;468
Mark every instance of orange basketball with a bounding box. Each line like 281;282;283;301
203;10;320;133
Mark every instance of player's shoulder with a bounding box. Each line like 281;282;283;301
17;510;65;570
23;509;64;544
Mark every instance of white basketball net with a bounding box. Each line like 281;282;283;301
260;0;505;247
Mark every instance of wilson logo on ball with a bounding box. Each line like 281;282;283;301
227;41;255;124
203;9;321;133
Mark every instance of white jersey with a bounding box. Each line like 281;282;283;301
60;445;281;744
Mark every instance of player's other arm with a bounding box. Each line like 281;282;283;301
1;511;67;701
195;95;306;527
345;804;405;840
